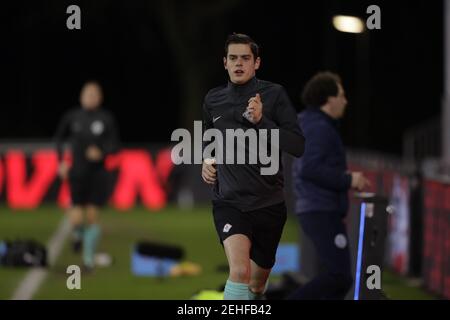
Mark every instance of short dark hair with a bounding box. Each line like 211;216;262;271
82;80;102;90
301;71;342;107
224;33;260;59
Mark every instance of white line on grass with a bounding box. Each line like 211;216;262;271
11;217;71;300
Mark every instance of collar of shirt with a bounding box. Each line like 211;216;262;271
227;76;258;96
308;106;341;129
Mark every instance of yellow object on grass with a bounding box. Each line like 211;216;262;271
191;290;224;300
170;261;202;277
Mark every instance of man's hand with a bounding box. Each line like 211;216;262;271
202;158;217;185
351;172;371;191
58;162;70;180
243;93;263;124
85;145;103;161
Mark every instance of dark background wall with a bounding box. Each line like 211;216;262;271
1;0;443;155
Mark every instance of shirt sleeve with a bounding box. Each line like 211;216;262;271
202;99;214;159
256;87;305;157
53;111;72;163
102;113;120;156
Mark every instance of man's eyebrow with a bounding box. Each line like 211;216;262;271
228;54;252;58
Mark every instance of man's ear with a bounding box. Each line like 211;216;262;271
223;57;227;70
326;95;337;107
254;57;261;70
326;96;333;105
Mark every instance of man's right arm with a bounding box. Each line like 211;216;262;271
202;100;217;185
202;101;214;155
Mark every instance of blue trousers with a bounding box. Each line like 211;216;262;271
287;211;353;300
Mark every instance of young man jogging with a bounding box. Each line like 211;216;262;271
201;33;305;300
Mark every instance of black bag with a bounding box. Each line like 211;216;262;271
136;241;184;260
0;239;47;267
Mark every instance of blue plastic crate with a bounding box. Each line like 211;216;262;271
272;243;300;275
131;248;178;277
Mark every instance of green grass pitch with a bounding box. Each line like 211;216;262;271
0;205;436;300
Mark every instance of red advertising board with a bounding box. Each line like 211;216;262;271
0;149;174;210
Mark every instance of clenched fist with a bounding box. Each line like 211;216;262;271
243;93;263;124
351;172;371;191
202;158;217;185
85;145;103;162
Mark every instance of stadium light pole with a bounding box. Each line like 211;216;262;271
333;15;370;149
333;15;370;300
443;1;450;167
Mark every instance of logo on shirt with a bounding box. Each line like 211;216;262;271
213;116;222;123
334;234;347;249
223;223;232;233
91;121;104;135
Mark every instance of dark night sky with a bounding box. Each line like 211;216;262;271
2;0;443;155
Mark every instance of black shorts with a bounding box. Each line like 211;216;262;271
69;166;110;207
212;201;287;269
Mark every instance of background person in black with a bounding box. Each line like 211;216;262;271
201;34;305;300
55;80;119;271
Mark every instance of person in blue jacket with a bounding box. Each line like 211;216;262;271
289;71;370;299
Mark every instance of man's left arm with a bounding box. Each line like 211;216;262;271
256;88;305;157
102;114;120;156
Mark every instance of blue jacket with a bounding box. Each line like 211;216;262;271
292;107;352;215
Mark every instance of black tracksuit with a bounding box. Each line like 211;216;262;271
204;77;305;268
203;77;305;212
54;107;119;205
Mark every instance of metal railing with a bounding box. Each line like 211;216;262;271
402;116;441;163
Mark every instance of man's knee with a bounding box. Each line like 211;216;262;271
249;280;267;294
85;205;99;224
229;264;251;283
69;206;84;225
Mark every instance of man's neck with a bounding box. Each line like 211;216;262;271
229;75;256;86
320;105;336;119
227;77;258;96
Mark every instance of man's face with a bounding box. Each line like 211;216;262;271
329;84;347;119
80;83;103;110
224;43;260;85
